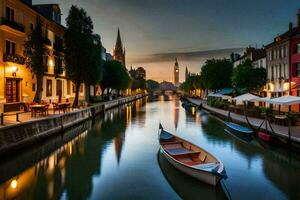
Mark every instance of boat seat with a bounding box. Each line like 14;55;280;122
183;161;203;166
160;141;181;145
166;148;191;155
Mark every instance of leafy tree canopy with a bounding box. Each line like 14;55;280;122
146;79;159;92
101;61;132;92
24;17;48;102
231;59;266;92
200;59;233;90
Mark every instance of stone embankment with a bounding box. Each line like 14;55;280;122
0;94;146;154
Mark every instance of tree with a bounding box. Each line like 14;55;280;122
64;5;101;107
146;80;159;92
24;17;48;103
231;59;266;92
101;61;131;95
200;59;233;90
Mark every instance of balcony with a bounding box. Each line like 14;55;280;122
0;17;25;34
3;53;25;65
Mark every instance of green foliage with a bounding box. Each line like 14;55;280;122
180;75;203;92
24;17;48;103
64;5;103;106
200;59;233;90
129;67;146;91
231;59;266;92
146;79;159;92
208;99;230;109
101;61;132;92
287;112;298;125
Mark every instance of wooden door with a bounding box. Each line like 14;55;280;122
6;79;20;103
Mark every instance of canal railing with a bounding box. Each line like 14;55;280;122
0;94;146;155
186;97;300;145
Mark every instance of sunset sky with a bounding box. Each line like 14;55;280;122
34;0;300;82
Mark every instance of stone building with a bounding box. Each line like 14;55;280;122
0;0;85;112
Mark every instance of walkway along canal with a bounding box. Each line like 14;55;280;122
0;96;299;199
0;94;146;155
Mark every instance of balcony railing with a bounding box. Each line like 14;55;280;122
0;17;25;33
3;53;25;65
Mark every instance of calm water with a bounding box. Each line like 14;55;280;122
0;97;300;200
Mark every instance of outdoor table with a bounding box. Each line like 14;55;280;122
31;105;47;117
54;103;71;114
274;115;287;126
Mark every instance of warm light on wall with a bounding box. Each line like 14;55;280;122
10;179;18;189
11;66;18;73
48;59;54;67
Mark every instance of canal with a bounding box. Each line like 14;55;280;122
0;97;300;200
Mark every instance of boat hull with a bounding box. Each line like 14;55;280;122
161;148;220;186
258;131;273;142
224;122;253;134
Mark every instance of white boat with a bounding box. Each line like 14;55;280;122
158;124;226;186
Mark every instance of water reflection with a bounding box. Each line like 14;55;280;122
0;98;300;200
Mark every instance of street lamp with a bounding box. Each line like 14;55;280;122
11;66;18;76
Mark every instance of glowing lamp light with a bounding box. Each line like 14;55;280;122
12;66;18;72
10;179;18;189
48;59;54;67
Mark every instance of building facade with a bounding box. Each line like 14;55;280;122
0;0;85;112
174;57;179;87
233;47;266;68
113;28;126;66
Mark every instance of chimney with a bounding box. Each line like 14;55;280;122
298;9;300;27
289;22;293;31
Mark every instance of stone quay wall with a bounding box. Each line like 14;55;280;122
0;94;146;154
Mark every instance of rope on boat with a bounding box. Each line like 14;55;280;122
244;110;256;133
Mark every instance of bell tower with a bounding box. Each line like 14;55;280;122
174;57;179;86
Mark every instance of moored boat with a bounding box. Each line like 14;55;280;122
158;124;226;186
224;122;253;134
258;131;273;142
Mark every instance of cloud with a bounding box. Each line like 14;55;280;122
128;47;245;64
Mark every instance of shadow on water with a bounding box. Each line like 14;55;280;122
157;150;228;200
0;100;146;200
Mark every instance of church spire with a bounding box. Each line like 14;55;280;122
115;28;123;50
113;28;126;66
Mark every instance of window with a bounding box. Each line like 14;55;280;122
296;63;300;77
32;83;36;92
6;40;16;55
80;84;83;93
67;80;71;95
279;64;282;78
6;7;15;21
56;80;62;97
271;66;274;79
30;23;34;31
297;44;300;53
46;79;52;97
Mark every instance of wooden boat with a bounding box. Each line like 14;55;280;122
158;124;226;186
224;122;253;134
258;131;273;142
157;151;229;200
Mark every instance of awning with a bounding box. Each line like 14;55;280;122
208;93;231;100
267;95;300;105
252;97;271;103
233;93;260;102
